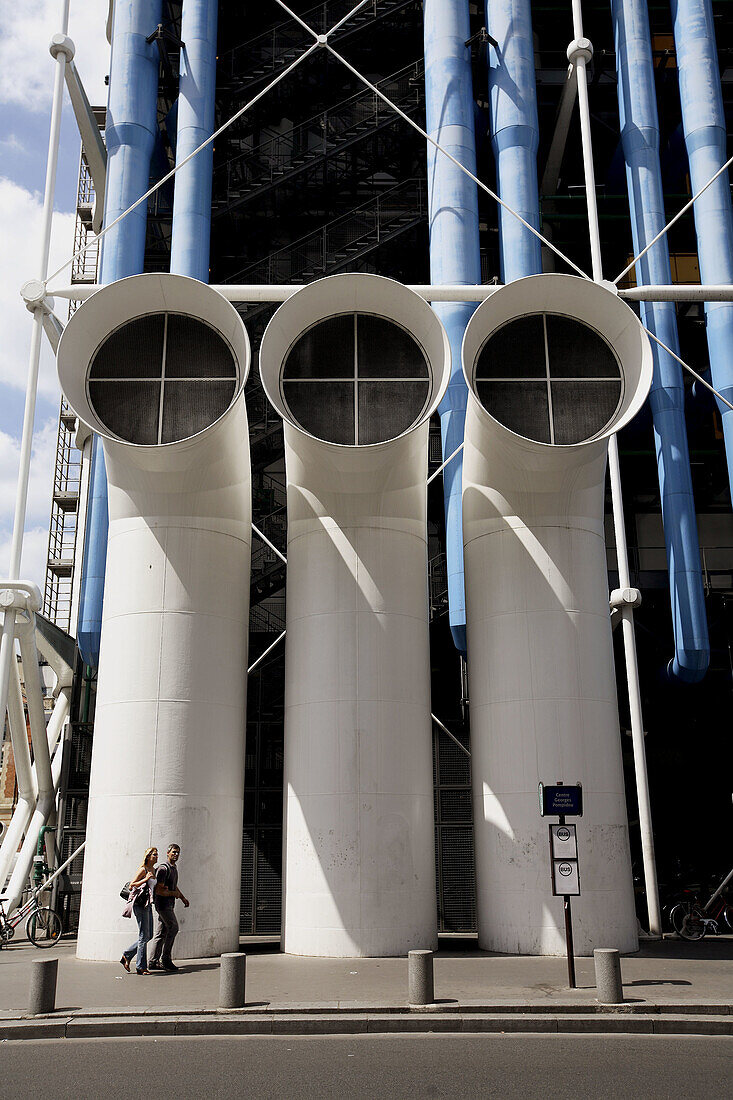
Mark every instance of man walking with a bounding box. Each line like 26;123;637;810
148;843;189;972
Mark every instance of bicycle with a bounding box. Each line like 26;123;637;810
669;866;733;941
0;892;63;949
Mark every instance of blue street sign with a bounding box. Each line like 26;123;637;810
539;783;583;817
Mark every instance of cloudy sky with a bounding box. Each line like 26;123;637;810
0;1;109;587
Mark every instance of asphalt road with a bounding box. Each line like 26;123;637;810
1;1034;731;1098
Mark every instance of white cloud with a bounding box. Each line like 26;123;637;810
0;177;76;402
0;417;59;585
0;1;109;111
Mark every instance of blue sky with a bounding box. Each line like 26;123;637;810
0;1;109;586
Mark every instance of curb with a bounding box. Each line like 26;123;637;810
2;1005;732;1041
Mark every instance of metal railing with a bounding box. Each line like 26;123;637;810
218;0;417;85
429;551;449;621
215;60;424;201
227;177;426;285
42;404;82;633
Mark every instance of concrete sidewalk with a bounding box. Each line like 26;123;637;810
1;934;732;1039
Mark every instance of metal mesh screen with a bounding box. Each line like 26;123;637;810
475;314;546;379
433;724;476;932
164;315;238;378
283;381;355;444
281;312;431;444
89;314;165;380
161;380;236;444
88;380;161;445
283;314;354;378
551;380;622;446
475;380;551;444
358;380;429;445
546;314;619;378
87;312;239;445
357;315;429;378
474;312;622;445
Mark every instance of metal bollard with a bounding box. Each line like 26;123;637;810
219;951;247;1009
28;957;58;1015
408;949;434;1006
594;948;624;1004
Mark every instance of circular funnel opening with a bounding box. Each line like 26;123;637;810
474;312;623;445
87;312;238;445
281;312;430;445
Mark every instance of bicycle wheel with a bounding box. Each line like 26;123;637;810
678;908;706;941
26;908;62;947
669;902;691;936
722;903;733;932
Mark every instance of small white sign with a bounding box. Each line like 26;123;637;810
552;858;580;896
550;823;578;859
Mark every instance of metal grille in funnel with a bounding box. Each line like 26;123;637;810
474;313;623;445
88;313;237;445
282;313;430;445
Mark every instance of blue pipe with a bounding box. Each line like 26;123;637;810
170;0;218;280
671;0;733;492
424;0;482;655
485;0;542;282
76;0;163;668
611;0;709;682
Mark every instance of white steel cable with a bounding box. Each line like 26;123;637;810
45;40;320;289
426;441;464;485
325;41;590;280
46;0;590;290
252;523;287;564
614;150;733;286
642;327;733;413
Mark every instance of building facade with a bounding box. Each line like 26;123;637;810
35;0;733;951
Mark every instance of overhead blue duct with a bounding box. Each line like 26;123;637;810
423;0;482;654
76;0;163;668
671;0;733;493
485;0;542;282
170;0;218;280
611;0;709;682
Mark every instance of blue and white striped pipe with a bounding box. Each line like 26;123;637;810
612;0;709;682
485;0;543;282
424;0;482;654
76;0;163;668
170;0;218;280
671;0;733;492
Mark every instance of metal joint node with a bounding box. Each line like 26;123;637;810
609;587;642;611
0;582;42;613
20;279;49;313
567;37;593;65
49;34;75;62
316;34;328;46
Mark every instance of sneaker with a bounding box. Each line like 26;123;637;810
148;960;162;971
162;961;180;972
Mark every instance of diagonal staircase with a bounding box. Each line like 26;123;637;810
218;0;421;97
227;177;426;285
213;61;424;216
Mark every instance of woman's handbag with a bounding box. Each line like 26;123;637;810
120;881;131;900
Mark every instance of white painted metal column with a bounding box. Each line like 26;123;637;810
462;273;651;954
570;0;662;936
0;3;72;735
260;274;450;956
56;274;252;961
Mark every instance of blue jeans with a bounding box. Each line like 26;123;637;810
123;902;153;972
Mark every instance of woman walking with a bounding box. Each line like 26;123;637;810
120;846;157;975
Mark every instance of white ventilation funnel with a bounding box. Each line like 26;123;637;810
461;274;652;955
260;273;450;956
57;273;252;961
